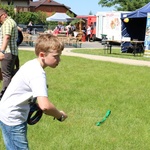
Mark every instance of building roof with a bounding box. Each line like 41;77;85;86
30;0;70;9
76;15;89;19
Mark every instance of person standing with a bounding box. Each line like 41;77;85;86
0;8;18;95
0;34;68;150
27;21;33;34
28;21;32;26
86;25;91;42
14;26;23;75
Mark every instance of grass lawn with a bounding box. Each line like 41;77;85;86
0;50;150;150
72;48;150;61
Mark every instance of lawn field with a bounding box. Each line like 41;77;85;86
72;48;150;61
0;50;150;150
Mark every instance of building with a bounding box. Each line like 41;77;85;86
0;0;76;17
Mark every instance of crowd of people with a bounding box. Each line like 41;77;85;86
25;20;94;43
0;8;67;150
45;21;94;42
44;22;76;37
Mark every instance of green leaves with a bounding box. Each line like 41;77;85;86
70;18;85;25
98;0;149;11
0;4;47;25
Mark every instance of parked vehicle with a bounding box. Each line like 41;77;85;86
96;11;130;42
87;15;96;41
76;15;96;41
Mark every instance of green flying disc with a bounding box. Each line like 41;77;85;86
96;110;111;126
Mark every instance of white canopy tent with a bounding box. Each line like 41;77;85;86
46;13;71;22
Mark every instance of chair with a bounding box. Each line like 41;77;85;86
103;41;112;54
121;37;132;53
131;39;144;56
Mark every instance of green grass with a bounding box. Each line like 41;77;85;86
72;48;150;61
0;50;150;150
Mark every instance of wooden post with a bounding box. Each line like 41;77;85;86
79;19;81;32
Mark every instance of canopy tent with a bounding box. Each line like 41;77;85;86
122;2;150;18
46;13;71;22
120;3;150;52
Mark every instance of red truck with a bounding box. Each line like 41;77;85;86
76;15;96;41
87;15;96;41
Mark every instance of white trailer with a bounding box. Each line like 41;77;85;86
96;11;129;41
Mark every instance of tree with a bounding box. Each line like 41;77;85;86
98;0;150;11
66;11;75;18
0;4;15;18
89;11;93;15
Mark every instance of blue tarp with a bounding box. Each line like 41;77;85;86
121;2;150;19
120;3;150;52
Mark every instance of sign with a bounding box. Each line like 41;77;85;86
144;13;150;56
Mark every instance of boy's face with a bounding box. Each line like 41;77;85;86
44;51;61;68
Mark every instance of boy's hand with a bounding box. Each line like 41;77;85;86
55;111;68;122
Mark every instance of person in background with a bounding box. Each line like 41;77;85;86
65;23;71;36
57;22;62;31
71;24;76;32
17;26;23;47
82;24;86;34
53;26;60;35
0;8;18;95
14;26;23;74
28;21;32;26
90;22;94;40
27;21;33;34
0;34;68;149
67;24;73;37
60;22;65;31
86;25;91;42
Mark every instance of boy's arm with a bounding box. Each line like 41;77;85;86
37;96;67;121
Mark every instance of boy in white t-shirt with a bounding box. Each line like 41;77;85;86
0;34;68;150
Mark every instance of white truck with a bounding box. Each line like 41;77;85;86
96;11;129;41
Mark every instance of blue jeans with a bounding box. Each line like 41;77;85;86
0;121;29;150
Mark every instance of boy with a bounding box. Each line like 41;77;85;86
0;34;68;150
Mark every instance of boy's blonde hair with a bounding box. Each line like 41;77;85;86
35;34;64;56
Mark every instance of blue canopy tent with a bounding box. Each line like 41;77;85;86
121;3;150;52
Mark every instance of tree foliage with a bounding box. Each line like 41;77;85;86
98;0;150;11
15;11;47;25
66;11;75;18
89;11;93;15
0;4;47;25
0;4;75;28
70;18;85;25
0;4;16;18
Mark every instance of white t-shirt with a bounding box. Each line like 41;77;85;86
87;26;91;35
0;59;48;126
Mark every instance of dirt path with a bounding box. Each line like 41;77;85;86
62;48;150;67
19;46;150;67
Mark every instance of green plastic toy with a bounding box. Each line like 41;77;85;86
96;110;111;126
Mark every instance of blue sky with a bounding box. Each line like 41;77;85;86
56;0;114;15
34;0;114;15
